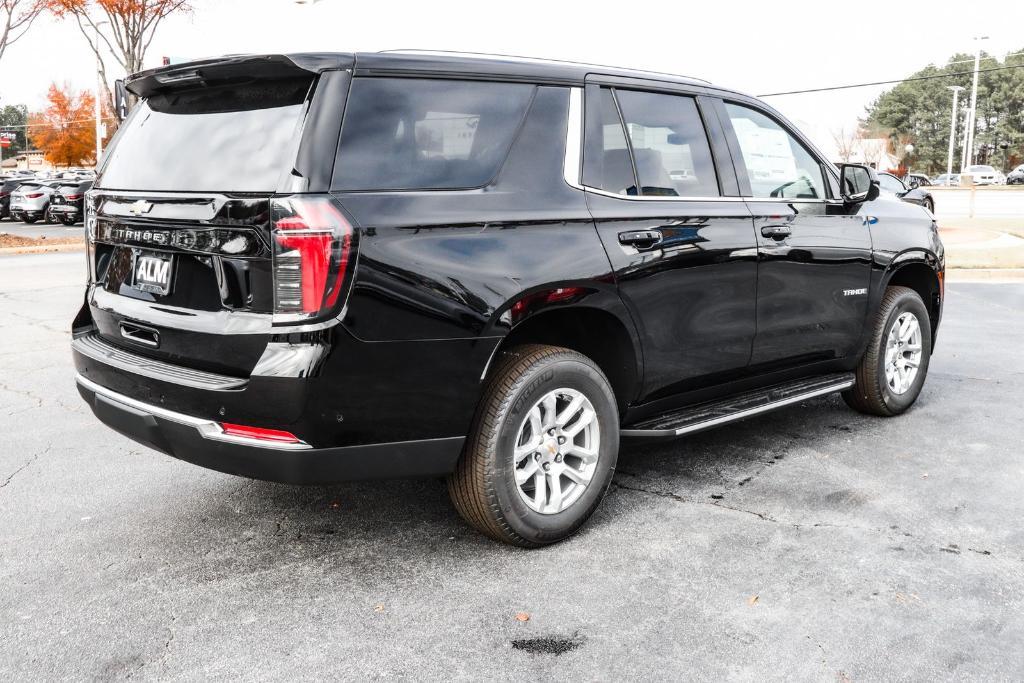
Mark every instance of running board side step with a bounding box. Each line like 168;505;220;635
621;373;855;440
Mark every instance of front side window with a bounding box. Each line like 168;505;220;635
333;78;534;191
724;103;825;200
614;90;719;197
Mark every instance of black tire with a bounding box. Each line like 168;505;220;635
58;215;76;226
843;286;931;416
22;216;37;224
447;344;619;547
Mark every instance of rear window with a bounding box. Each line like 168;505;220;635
97;78;313;192
332;78;534;191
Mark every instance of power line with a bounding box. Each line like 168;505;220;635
0;116;117;130
944;50;1024;67
758;64;1024;97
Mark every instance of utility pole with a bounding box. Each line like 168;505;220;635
963;36;988;172
94;20;109;167
946;86;964;185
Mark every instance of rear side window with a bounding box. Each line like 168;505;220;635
332;78;534;191
583;87;719;198
98;78;313;192
582;88;637;195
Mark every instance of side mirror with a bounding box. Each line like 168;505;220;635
907;178;920;189
839;164;880;203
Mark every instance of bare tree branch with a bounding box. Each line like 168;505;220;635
0;0;45;64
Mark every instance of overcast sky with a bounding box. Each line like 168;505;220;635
2;0;1022;151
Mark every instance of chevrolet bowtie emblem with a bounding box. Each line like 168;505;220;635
127;200;153;216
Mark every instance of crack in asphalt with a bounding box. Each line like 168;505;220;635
0;444;50;491
612;476;1019;566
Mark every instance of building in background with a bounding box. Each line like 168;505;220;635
1;150;56;173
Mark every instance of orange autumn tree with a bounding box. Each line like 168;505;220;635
29;83;98;167
45;0;190;108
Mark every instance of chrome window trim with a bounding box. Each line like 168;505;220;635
562;87;585;191
564;86;831;205
76;373;312;451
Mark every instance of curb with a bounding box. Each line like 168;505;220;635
946;268;1024;282
0;242;85;256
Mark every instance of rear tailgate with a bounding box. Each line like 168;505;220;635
84;54;354;378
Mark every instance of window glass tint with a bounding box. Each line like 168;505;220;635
583;88;637;195
724;103;824;199
333;78;534;191
98;78;312;192
615;90;718;197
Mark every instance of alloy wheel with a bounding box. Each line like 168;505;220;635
884;311;923;395
512;388;600;514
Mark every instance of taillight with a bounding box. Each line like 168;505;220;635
65;194;82;200
270;195;355;322
25;192;43;199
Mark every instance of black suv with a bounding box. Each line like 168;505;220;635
0;177;27;219
73;53;944;547
48;179;93;225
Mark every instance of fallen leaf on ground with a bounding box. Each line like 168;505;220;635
514;612;530;622
747;595;759;606
374;604;384;613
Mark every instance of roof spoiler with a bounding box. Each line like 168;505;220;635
125;53;354;98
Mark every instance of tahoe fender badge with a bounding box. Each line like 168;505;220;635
843;288;868;296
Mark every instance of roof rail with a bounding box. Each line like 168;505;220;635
377;49;712;85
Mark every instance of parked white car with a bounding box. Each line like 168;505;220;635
963;165;1001;185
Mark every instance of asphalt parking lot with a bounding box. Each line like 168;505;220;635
2;252;1023;680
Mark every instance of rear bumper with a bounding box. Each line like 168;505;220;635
49;204;79;216
76;373;464;483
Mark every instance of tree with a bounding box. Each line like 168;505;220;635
28;83;98;167
0;104;29;154
0;0;44;64
864;50;1024;173
832;127;861;163
44;0;191;108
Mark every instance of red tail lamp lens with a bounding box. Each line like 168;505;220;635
271;196;354;319
25;192;43;199
220;422;301;444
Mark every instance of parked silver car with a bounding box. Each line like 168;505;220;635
9;181;58;223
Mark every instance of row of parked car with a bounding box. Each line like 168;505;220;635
0;171;94;225
917;163;1024;187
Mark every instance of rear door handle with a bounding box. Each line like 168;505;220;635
618;229;663;249
760;225;792;240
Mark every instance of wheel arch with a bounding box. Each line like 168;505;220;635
483;304;643;415
882;253;942;340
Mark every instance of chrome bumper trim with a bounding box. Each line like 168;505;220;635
75;373;312;451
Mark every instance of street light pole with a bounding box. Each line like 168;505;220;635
963;36;988;172
94;21;109;167
946;86;964;185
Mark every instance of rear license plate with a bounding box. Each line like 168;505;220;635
132;252;174;295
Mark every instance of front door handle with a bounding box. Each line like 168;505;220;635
618;229;663;249
760;225;792;240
